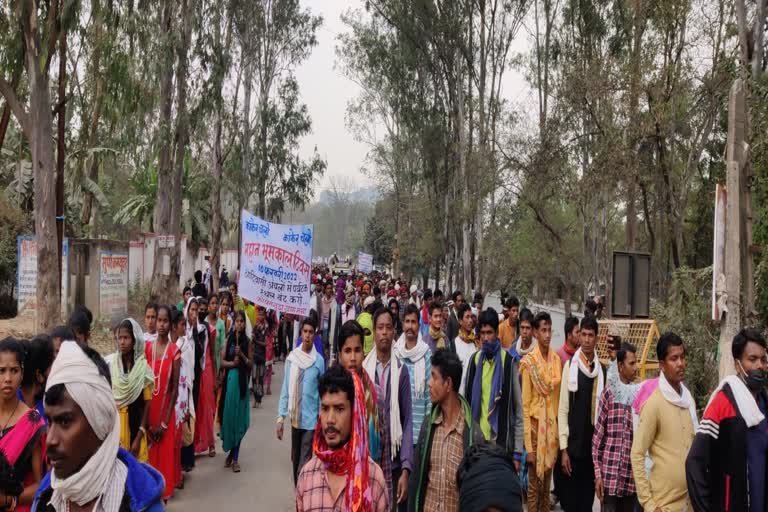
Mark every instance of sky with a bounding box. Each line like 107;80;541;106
295;0;534;195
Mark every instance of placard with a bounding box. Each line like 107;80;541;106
16;236;69;317
99;251;129;320
239;210;313;316
357;251;373;273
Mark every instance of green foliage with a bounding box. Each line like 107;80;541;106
364;198;395;266
651;266;720;410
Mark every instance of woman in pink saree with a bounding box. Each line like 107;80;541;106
0;338;45;512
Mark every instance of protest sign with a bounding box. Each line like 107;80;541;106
357;251;373;273
239;210;313;316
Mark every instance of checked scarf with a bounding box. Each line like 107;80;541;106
520;345;561;478
313;370;372;512
428;326;446;349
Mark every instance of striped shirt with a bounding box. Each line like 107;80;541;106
397;351;432;443
296;456;390;512
50;459;127;512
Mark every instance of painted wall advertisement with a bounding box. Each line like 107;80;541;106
239;210;313;316
17;236;69;318
99;251;129;320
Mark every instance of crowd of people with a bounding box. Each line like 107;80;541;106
0;266;765;512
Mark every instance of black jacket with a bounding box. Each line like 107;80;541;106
464;349;524;455
686;383;768;512
408;396;484;512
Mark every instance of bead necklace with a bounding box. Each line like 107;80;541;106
151;336;171;397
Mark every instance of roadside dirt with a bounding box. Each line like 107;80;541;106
0;315;115;355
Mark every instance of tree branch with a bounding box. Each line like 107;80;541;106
0;76;31;139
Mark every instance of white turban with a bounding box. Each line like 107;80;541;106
46;341;121;505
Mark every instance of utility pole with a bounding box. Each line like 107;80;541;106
718;79;752;379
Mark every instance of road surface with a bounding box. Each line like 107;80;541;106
168;361;295;512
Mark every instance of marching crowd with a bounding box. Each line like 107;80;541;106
0;266;766;512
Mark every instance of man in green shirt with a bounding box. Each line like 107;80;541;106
464;308;523;462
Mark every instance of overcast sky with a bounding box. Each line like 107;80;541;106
295;0;533;194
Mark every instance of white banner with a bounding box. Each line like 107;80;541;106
99;251;129;320
239;210;313;316
357;251;373;273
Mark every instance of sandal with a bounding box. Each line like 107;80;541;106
209;446;216;457
232;461;241;473
225;455;233;468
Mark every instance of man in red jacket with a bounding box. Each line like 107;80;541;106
686;328;768;512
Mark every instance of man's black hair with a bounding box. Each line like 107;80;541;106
427;302;442;317
229;281;238;291
452;290;463;302
336;320;365;354
388;298;399;310
506;296;520;308
432;349;462;394
564;316;580;338
403;304;420;321
23;335;54;387
473;292;483;304
183;286;192;295
657;331;684;361
617;342;637;364
45;343;111;407
518;308;534;326
457;302;472;321
68;309;91;336
580;315;599;334
456;442;518;490
372;286;381;297
50;325;75;341
373;306;395;327
532;311;552;329
732;328;768;360
423;289;433;300
433;289;443;300
144;302;158;314
300;316;317;331
194;270;202;283
318;364;354;406
478;308;499;332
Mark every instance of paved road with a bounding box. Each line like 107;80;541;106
168;361;295;512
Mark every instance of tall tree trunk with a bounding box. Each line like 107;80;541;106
0;3;65;329
209;0;233;295
170;0;193;288
257;85;269;219
29;38;60;330
56;27;67;304
80;0;104;230
150;0;175;302
624;0;646;250
0;69;21;153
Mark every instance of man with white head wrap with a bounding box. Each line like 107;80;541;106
33;341;164;512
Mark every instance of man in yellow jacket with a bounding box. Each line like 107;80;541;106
631;332;697;512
